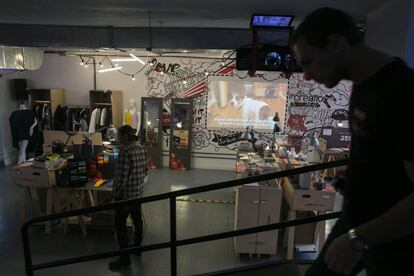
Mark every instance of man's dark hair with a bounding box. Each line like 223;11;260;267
118;125;137;142
291;7;363;48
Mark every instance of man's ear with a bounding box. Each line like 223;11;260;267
327;34;347;53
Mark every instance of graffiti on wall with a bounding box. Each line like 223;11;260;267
144;58;352;152
286;74;351;136
145;57;244;151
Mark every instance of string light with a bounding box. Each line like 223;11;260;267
99;62;103;68
84;64;88;68
80;57;84;66
205;71;209;76
160;71;164;75
183;80;187;84
132;75;135;81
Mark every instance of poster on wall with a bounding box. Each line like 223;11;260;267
286;74;352;136
207;76;288;131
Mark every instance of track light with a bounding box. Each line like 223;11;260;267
98;66;123;73
129;53;145;65
111;58;136;62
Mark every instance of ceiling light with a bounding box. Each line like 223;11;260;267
98;66;122;73
129;53;145;65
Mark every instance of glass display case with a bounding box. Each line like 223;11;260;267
140;97;163;169
169;98;193;170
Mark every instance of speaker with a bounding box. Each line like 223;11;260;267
10;79;28;101
236;45;302;72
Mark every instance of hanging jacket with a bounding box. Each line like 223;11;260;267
9;110;36;149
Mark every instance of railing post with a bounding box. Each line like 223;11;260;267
170;196;177;276
21;224;34;276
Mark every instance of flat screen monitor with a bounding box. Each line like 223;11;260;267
250;14;294;29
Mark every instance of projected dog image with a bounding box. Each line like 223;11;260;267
207;78;288;131
230;95;274;121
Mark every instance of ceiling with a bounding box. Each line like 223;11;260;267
1;0;388;28
0;0;389;59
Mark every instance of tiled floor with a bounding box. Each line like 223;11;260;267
0;166;319;275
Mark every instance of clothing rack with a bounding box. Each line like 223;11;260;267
35;100;51;103
64;105;90;108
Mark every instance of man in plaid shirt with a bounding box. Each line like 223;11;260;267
109;125;148;270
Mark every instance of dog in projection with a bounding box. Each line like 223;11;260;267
230;95;273;121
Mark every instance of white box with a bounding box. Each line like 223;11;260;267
14;162;56;188
281;177;335;212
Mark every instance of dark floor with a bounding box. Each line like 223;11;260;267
0;166;319;276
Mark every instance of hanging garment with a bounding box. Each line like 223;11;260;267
53;105;66;130
95;108;101;131
105;108;112;127
80;118;88;132
9;110;36;149
89;108;99;133
100;108;107;127
42;104;52;130
124;110;132;126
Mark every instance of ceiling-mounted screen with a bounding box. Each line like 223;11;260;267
250;14;294;29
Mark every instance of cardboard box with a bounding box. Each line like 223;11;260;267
14;162;57;188
281;177;335;212
294;211;317;244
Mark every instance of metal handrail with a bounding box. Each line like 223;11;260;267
22;158;348;275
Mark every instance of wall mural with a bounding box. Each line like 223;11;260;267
144;58;245;152
144;58;352;153
286;73;351;136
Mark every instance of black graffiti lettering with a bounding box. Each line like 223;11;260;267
172;64;180;72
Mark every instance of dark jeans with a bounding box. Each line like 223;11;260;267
115;203;143;260
306;212;414;276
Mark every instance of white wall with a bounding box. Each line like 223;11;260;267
0;54;237;169
365;0;413;60
0;77;21;165
0;54;352;170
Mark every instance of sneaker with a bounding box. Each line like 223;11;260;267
108;257;131;271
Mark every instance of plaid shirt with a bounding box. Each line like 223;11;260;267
113;142;148;200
